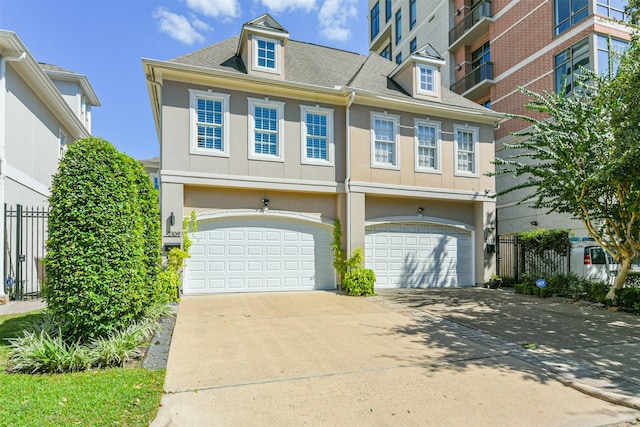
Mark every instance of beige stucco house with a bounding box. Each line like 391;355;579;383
143;14;503;295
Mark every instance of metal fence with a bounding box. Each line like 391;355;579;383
4;204;49;300
497;234;570;283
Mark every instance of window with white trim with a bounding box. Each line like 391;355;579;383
417;64;437;96
254;36;279;72
414;119;441;172
455;125;479;176
371;113;399;168
301;105;334;164
189;89;230;156
248;98;285;161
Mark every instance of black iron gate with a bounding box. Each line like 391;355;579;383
497;234;570;283
4;204;49;300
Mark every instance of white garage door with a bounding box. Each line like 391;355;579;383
365;222;473;288
184;216;334;294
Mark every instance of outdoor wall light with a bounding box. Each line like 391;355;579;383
530;220;538;226
262;198;270;212
417;207;424;214
488;219;495;232
169;212;175;226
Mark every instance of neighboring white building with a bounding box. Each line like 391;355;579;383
0;29;100;300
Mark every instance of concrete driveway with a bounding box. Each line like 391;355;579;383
152;290;640;426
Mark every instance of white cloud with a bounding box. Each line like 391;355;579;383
153;7;205;45
185;0;241;19
192;18;213;32
318;0;358;42
259;0;317;13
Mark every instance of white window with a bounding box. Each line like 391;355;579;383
371;112;400;169
417;64;437;96
300;105;334;165
189;89;230;157
454;125;479;176
58;129;67;159
248;98;285;162
414;119;441;173
254;36;280;73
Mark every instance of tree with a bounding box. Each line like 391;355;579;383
44;138;153;341
493;38;640;301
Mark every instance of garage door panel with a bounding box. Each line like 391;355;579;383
185;216;334;293
365;222;473;289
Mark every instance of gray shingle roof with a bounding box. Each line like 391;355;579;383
169;36;490;113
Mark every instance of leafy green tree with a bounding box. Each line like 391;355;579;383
493;38;640;301
44;138;152;341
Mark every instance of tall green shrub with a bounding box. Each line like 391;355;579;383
44;138;149;341
125;156;161;301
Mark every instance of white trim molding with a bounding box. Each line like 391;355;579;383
370;111;401;170
193;209;335;227
252;35;281;75
454;124;479;177
365;215;475;231
189;89;231;157
248;97;286;162
350;180;495;202
414;118;442;174
300;104;334;166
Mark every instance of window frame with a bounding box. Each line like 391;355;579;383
248;97;286;162
395;9;402;45
414;119;442;174
596;34;629;77
410;0;417;30
385;0;392;23
253;35;280;74
300;105;334;166
596;0;627;21
396;52;403;64
454;124;479;177
189;89;231;157
371;112;400;170
380;44;391;60
416;64;438;96
410;37;417;54
554;0;589;36
371;1;380;41
554;37;589;95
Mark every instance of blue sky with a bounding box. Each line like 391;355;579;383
0;0;369;161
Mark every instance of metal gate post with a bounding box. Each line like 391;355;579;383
15;204;22;299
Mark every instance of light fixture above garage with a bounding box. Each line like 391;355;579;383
262;198;270;213
417;207;424;218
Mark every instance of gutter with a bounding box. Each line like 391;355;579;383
345;90;356;256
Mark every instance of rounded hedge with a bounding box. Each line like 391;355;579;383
44;137;160;341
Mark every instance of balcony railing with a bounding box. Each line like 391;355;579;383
449;1;492;46
450;62;493;95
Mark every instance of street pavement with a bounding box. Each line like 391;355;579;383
151;289;640;426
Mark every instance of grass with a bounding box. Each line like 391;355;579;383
0;310;165;427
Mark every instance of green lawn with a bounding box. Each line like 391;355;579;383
0;311;165;427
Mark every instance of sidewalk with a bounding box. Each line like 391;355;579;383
0;299;46;316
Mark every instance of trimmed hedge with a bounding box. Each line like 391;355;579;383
44;138;160;342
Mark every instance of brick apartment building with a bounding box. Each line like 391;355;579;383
368;0;633;237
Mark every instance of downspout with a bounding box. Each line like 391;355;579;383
0;51;26;299
345;90;356;256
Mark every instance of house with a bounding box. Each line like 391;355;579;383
368;0;634;237
0;30;100;301
143;14;503;294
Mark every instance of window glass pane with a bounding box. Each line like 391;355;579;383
395;9;402;44
305;112;328;160
254;105;278;156
417;124;437;169
374;118;396;165
371;2;380;40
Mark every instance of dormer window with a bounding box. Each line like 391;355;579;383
254;36;280;73
417;64;437;96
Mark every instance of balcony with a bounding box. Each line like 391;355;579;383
450;62;494;100
449;1;493;51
